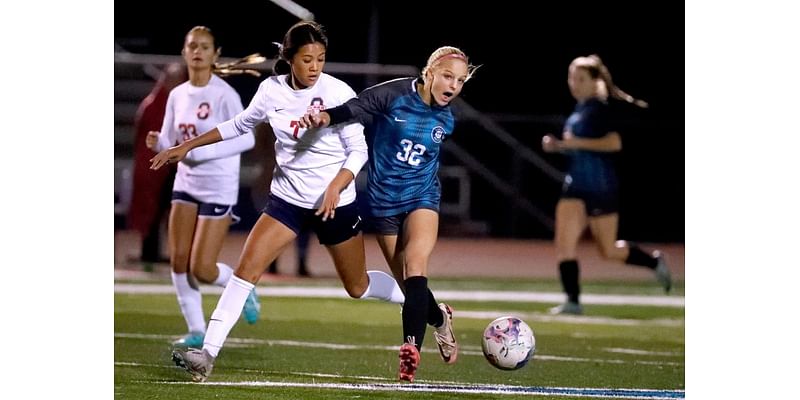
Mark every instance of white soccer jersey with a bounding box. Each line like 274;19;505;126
217;72;367;209
156;75;255;205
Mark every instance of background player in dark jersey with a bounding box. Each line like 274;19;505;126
542;54;672;315
300;46;480;382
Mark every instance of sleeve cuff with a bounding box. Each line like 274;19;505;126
326;104;354;125
217;119;239;140
341;151;368;177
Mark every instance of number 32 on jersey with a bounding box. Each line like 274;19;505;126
396;139;426;166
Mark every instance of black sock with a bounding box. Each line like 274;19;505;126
402;276;430;350
625;244;658;269
559;260;580;303
426;289;444;328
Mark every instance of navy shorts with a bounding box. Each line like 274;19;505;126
171;191;241;223
367;206;439;235
561;187;619;217
263;194;361;246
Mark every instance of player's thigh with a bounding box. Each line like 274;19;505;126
168;201;198;272
587;213;625;259
554;198;587;252
190;214;232;277
236;213;297;283
401;208;439;277
375;234;405;286
325;233;368;297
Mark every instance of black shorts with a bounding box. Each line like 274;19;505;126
263;194;361;246
172;191;241;223
561;187;619;217
367;206;439;235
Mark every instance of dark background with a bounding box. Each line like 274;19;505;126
115;1;684;242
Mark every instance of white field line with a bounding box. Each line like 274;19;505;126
168;380;685;399
603;347;682;357
114;283;684;307
115;332;683;367
117;361;684;398
456;310;682;327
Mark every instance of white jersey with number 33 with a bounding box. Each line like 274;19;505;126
156;75;255;205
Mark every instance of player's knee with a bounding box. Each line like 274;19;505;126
171;250;190;268
598;244;619;260
344;283;367;298
191;263;217;284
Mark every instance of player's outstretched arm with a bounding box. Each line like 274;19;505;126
149;128;224;170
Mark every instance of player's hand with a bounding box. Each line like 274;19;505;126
542;134;562;153
314;187;340;222
150;144;189;170
298;111;330;129
145;131;160;150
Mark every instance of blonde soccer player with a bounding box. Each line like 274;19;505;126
299;46;480;382
541;55;672;315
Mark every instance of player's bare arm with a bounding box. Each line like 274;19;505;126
149;128;224;170
314;169;355;221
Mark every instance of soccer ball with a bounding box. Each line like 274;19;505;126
481;316;536;370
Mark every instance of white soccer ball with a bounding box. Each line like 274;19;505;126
481;316;536;370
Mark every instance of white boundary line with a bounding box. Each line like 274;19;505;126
115;333;683;367
114;284;684;307
116;361;684;399
171;380;685;399
456;310;683;327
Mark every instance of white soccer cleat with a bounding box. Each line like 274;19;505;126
433;303;458;364
172;348;215;382
549;301;583;315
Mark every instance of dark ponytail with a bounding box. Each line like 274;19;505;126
272;21;328;76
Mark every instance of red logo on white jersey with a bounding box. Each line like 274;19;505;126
197;102;211;120
307;97;325;115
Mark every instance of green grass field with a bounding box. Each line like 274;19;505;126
114;278;684;399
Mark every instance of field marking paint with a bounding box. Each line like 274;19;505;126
119;361;684;398
117;361;395;381
115;333;682;367
159;380;685;399
115;283;684;307
456;310;683;327
120;360;684;396
603;347;682;357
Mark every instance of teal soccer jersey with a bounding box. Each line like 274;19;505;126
341;78;455;217
562;98;619;194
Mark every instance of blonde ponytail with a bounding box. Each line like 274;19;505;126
213;53;266;77
573;54;648;108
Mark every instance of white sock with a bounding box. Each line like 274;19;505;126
212;262;234;287
203;275;253;358
171;271;206;333
360;270;406;304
